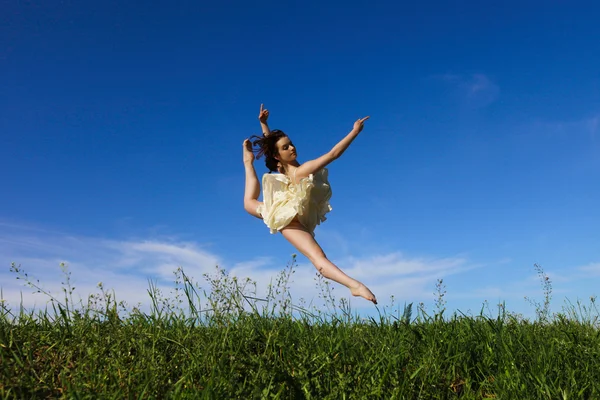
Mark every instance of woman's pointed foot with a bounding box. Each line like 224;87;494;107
350;284;377;304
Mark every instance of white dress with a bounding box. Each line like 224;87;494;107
256;168;333;236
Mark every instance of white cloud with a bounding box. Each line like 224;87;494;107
7;221;593;320
345;252;468;277
231;257;274;275
0;223;229;311
17;221;578;319
432;72;500;108
1;221;481;314
578;262;600;276
533;113;600;140
337;252;474;302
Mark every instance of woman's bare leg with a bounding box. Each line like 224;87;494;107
281;221;377;304
243;139;263;219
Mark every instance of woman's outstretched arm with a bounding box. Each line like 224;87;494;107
258;104;271;137
294;116;370;181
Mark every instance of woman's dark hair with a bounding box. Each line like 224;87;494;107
249;129;288;173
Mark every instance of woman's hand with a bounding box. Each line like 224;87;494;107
243;139;255;164
353;116;370;133
258;104;270;123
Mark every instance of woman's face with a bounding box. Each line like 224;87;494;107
275;136;297;164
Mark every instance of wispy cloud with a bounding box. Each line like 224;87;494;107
6;219;596;319
533;113;600;140
5;221;595;319
342;252;474;299
0;223;235;310
432;73;500;108
1;221;484;312
578;262;600;276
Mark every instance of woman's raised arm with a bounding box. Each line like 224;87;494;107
294;116;369;182
258;104;271;137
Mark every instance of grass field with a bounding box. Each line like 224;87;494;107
2;260;599;399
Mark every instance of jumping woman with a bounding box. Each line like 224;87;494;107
242;104;377;304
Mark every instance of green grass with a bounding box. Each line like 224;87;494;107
1;260;599;399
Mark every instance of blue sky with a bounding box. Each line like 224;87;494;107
1;1;599;318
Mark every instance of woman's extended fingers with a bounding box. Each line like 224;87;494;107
353;116;370;132
259;104;269;114
258;104;269;120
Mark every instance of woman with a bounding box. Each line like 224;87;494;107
243;104;377;304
